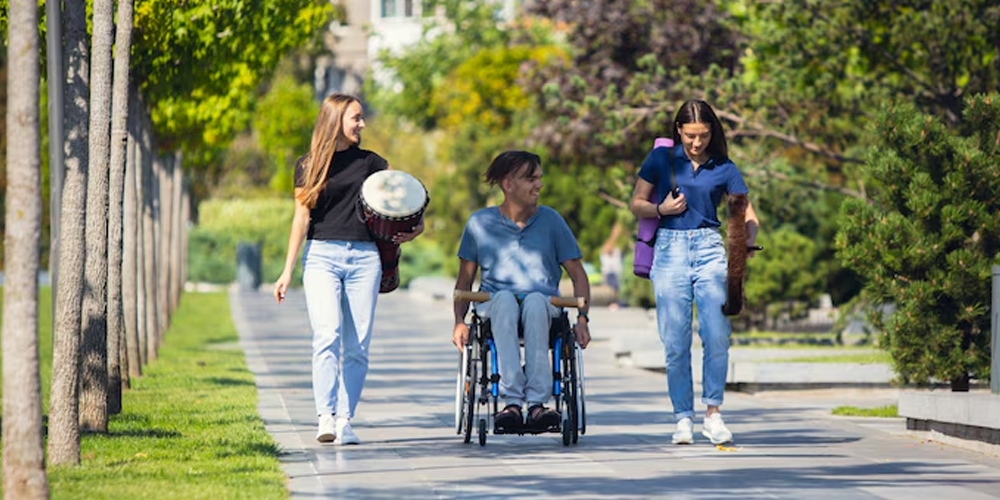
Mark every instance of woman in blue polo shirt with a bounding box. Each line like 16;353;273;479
630;100;760;446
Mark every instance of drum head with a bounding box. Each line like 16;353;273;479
361;170;428;218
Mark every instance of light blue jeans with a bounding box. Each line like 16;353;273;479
650;228;731;421
301;239;381;418
478;291;559;409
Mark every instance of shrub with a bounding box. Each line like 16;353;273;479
188;198;296;285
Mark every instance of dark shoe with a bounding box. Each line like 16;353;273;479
494;404;523;434
527;405;560;430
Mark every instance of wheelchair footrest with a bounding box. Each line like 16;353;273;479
493;423;561;436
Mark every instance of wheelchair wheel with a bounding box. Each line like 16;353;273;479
478;418;487;446
561;333;579;446
455;348;468;434
562;416;572;446
576;346;587;437
462;347;477;444
568;341;580;445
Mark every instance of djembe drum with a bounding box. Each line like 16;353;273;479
359;170;429;293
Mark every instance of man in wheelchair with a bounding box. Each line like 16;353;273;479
452;150;591;434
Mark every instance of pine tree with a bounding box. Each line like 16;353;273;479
836;93;1000;389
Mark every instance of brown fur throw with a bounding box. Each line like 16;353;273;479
723;194;749;316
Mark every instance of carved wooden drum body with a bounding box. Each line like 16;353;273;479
359;170;429;293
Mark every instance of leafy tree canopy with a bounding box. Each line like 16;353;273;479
522;0;741;165
131;0;331;163
370;0;556;129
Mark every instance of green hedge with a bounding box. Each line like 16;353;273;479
188;198;297;285
618;249;654;309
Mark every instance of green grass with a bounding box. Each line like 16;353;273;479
2;289;287;499
831;404;899;418
730;331;841;347
773;352;892;364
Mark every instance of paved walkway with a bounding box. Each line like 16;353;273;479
230;288;1000;499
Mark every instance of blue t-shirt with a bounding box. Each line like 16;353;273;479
457;206;582;296
638;145;749;230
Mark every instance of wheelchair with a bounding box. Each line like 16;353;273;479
454;293;587;447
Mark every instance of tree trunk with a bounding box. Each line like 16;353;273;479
170;154;184;313
134;112;149;367
170;156;187;311
106;0;135;415
122;92;142;380
180;184;190;290
3;0;51;495
47;0;91;467
950;373;970;392
158;155;174;332
79;0;114;433
143;140;160;362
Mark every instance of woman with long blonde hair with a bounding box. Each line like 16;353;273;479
274;94;423;445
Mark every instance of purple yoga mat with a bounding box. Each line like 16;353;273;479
633;137;673;279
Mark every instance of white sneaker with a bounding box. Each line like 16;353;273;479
701;413;733;444
335;418;360;445
316;414;336;443
672;417;694;445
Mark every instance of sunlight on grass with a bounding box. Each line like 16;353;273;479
1;289;287;499
831;404;899;418
730;331;845;348
775;352;891;364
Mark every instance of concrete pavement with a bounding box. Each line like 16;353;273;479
230;287;1000;499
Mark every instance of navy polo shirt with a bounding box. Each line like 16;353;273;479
638;145;748;230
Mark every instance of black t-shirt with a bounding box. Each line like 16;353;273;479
294;146;389;241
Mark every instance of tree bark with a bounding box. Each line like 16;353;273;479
122;92;142;380
158;155;174;332
106;0;135;415
3;0;51;495
47;0;91;466
142;136;160;362
170;154;184;313
134;111;149;367
79;0;114;433
180;184;190;290
170;155;187;315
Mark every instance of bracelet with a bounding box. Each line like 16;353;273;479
577;311;589;322
655;204;663;219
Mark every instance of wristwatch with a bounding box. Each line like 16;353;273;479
577;310;589;323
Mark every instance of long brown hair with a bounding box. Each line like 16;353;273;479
297;93;359;209
672;99;728;160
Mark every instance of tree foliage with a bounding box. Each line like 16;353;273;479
743;225;826;326
518;0;1000;315
251;71;317;193
369;5;567;271
131;0;331;164
370;0;522;129
522;0;741;165
836;93;1000;386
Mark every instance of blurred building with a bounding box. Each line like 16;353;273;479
316;0;517;98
